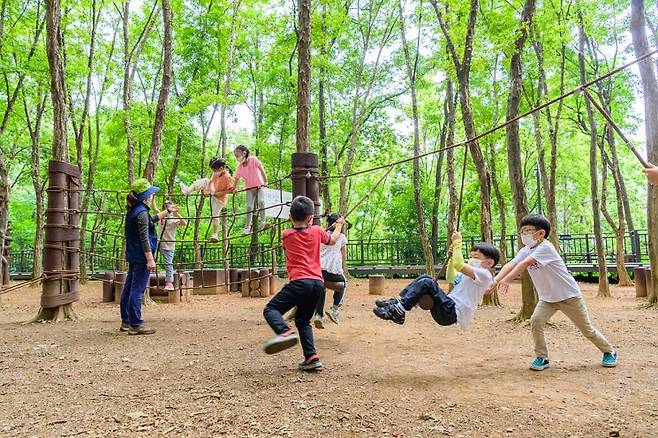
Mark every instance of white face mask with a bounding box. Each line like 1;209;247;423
467;258;482;268
521;233;538;247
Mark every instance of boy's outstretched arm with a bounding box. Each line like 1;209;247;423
489;257;536;294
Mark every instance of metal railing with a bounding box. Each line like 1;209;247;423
8;230;649;275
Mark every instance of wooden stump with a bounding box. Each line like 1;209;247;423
168;289;180;304
229;268;239;292
249;271;261;297
238;270;250;297
102;272;115;302
635;267;647;298
644;268;653;296
269;275;278;296
179;272;190;303
259;269;270;297
113;272;127;304
369;275;385;295
192;269;224;295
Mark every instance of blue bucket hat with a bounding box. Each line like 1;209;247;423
131;178;160;202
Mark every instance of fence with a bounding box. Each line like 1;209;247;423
8;230;650;277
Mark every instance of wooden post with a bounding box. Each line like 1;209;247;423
259;268;270;297
291;152;320;224
102;271;115;302
113;271;127;304
634;267;647;298
41;160;82;310
369;275;385;295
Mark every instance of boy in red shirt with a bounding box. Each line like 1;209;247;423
262;196;344;371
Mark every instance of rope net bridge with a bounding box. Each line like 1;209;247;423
1;49;656;306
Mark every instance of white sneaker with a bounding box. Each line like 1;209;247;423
179;182;191;196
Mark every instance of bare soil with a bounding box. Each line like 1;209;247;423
1;279;657;437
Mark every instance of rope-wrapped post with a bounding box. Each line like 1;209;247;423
41;160;81;311
291;152;320;224
1;223;10;286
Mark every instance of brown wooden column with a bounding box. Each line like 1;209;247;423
291;152;320;225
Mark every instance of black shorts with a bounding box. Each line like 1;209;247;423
322;270;346;284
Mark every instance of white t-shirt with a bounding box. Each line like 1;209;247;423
511;240;581;302
320;233;347;275
159;215;180;252
447;267;493;329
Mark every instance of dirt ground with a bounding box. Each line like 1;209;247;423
1;278;657;438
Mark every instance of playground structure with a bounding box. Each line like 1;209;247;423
1;50;657;306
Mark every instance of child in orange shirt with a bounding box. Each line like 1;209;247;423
180;157;233;242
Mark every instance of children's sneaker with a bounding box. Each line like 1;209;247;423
209;234;219;243
529;357;550;371
242;228;251;236
326;305;341;324
375;297;398;307
263;329;299;354
164;282;174;291
314;315;325;329
602;351;618;367
179;182;191;196
119;322;130;332
298;354;323;371
373;301;405;325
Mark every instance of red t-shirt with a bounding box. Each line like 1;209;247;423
282;226;330;281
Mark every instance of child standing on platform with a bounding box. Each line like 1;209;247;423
232;145;269;234
180;157;233;242
262;196;344;371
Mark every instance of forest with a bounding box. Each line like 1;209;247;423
2;0;658;294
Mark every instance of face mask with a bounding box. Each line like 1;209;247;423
521;233;537;247
467;258;482;268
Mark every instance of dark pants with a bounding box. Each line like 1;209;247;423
399;274;457;326
263;279;324;358
316;271;346;317
120;263;151;328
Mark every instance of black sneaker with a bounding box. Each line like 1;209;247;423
373;303;405;325
375;297;399;307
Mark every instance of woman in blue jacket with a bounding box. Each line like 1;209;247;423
120;178;178;335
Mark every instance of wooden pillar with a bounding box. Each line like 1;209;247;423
369;275;385;295
42;160;81;309
291;152;320;225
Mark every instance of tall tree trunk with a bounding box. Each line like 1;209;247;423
504;0;538;319
217;0;241;157
143;0;173;181
431;0;492;241
122;1;136;183
35;0;77;322
599;131;634;287
167;134;183;196
445;81;457;246
23;93;48;279
73;0;101;174
318;4;332;215
0;152;9;300
398;0;433;275
296;0;312;152
631;0;658;305
578;10;610;297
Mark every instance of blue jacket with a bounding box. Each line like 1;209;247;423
125;203;157;264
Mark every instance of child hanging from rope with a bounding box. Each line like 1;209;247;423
232;145;269;235
373;231;499;329
262;196;345;371
158;200;186;290
490;214;618;371
314;213;348;328
179;157;233;242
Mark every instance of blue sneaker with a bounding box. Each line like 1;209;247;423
529;357;550;371
602;351;618;367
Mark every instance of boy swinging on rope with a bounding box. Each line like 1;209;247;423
373;231;499;329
